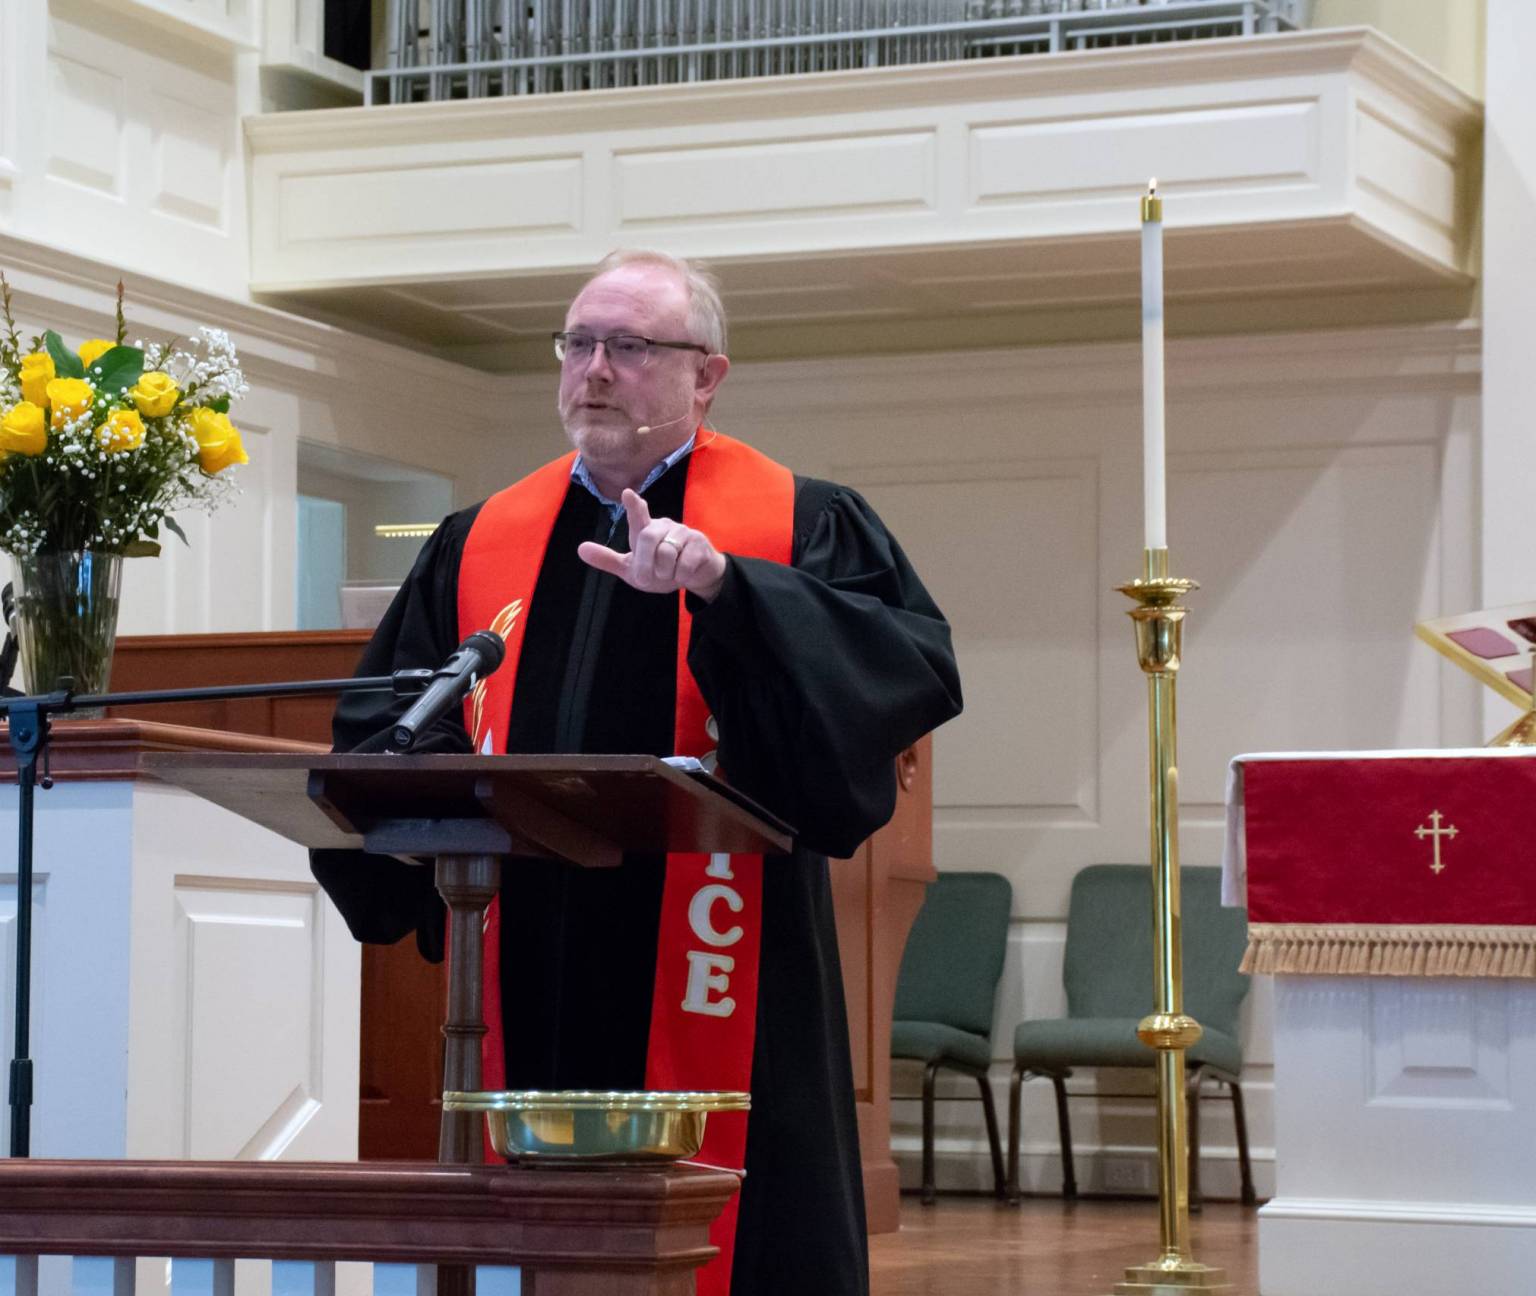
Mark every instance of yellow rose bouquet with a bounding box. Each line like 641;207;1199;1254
0;277;249;557
0;276;251;698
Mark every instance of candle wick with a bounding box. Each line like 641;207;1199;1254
1148;177;1158;195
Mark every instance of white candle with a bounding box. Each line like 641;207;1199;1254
1141;180;1166;552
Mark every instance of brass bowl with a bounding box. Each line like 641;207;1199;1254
441;1090;751;1164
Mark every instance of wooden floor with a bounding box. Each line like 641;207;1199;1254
870;1195;1259;1296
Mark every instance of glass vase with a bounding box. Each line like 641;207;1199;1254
11;550;124;718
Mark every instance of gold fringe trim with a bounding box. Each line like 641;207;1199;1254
1242;924;1536;978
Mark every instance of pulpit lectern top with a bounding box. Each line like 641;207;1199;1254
143;751;791;866
141;752;794;1164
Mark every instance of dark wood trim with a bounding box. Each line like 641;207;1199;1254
838;736;935;1233
104;632;372;747
0;1159;737;1276
0;719;325;784
116;630;374;653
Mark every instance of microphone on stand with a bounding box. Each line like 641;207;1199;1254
388;630;506;753
636;408;696;437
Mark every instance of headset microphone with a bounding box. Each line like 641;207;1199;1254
636;409;696;437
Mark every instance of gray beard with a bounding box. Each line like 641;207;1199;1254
565;418;638;465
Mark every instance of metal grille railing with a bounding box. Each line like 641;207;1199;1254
370;0;1308;103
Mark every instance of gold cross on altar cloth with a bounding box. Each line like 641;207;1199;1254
1414;810;1459;874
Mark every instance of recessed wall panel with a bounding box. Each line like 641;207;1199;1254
205;424;275;632
180;453;270;628
150;90;230;229
838;461;1098;819
46;54;126;195
1370;980;1512;1108
176;880;322;1159
970;100;1319;206
615;132;936;226
1357;107;1457;229
1175;444;1441;807
278;156;583;244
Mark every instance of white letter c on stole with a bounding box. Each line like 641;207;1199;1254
689;884;745;948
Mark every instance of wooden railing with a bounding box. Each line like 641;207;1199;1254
0;1158;738;1296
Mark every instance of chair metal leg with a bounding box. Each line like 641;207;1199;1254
1006;1063;1024;1206
1050;1073;1077;1199
921;1060;939;1206
1229;1077;1257;1206
1186;1066;1204;1214
977;1072;1006;1198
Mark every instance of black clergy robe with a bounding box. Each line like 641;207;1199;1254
311;451;962;1296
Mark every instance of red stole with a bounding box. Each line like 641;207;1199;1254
457;431;794;1295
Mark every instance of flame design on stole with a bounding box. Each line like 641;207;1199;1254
469;598;523;755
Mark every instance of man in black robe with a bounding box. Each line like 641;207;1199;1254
312;250;961;1296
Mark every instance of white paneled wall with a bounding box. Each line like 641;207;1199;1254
495;319;1481;1196
1;0;355;304
14;0;250;298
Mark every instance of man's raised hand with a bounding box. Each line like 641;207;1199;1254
577;488;727;602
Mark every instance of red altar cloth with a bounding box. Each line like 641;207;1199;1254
1231;751;1536;977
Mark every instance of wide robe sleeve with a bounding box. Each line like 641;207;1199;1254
685;479;961;859
309;507;480;959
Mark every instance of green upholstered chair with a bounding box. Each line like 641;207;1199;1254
890;870;1012;1205
1007;864;1255;1208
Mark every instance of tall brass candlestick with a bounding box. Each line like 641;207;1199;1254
1111;553;1230;1295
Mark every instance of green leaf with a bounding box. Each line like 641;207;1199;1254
122;540;162;558
86;346;144;397
207;397;230;414
162;515;189;547
43;330;84;379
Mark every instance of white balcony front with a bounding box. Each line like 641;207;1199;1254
245;27;1480;370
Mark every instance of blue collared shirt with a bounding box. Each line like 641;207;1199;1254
570;432;697;526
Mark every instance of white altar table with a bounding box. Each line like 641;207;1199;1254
1224;749;1536;1296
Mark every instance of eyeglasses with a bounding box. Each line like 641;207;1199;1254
552;331;709;370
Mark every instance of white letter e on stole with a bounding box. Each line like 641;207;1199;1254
682;855;745;1018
